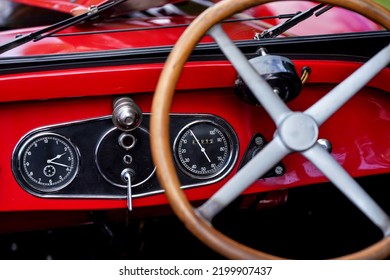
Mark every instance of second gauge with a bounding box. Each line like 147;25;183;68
174;119;238;180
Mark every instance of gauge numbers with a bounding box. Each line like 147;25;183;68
174;120;237;179
17;133;79;192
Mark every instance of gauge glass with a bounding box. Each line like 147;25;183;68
174;120;234;179
18;133;79;192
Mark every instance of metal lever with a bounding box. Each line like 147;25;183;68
122;169;134;211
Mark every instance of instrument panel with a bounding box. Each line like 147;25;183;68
12;114;239;199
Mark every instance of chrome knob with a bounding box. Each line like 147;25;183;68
112;97;143;131
317;138;332;153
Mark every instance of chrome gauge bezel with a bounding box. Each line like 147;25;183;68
14;132;80;193
173;119;238;180
95;127;156;189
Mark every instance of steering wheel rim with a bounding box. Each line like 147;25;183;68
150;0;390;259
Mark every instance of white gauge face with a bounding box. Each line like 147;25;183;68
174;120;234;179
19;133;79;192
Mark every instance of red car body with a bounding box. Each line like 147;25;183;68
0;0;388;260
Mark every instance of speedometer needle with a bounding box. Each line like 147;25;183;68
48;161;71;169
190;129;211;163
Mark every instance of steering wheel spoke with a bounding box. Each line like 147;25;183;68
303;145;390;236
197;136;290;222
305;43;390;126
208;24;291;124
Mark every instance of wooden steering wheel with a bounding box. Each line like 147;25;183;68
150;0;390;259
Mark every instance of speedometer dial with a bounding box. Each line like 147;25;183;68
174;120;236;179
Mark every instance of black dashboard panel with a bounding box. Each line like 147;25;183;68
12;114;239;199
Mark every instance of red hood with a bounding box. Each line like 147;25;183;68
1;0;381;57
11;0;182;14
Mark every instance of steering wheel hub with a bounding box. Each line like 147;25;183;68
278;112;318;151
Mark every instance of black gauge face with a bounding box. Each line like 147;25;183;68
174;120;235;179
17;133;79;192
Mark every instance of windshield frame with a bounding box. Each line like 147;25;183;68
0;30;388;75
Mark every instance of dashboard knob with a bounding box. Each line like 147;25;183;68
112;96;143;131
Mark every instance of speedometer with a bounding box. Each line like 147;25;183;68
173;120;237;180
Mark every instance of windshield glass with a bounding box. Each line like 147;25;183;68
0;0;387;58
